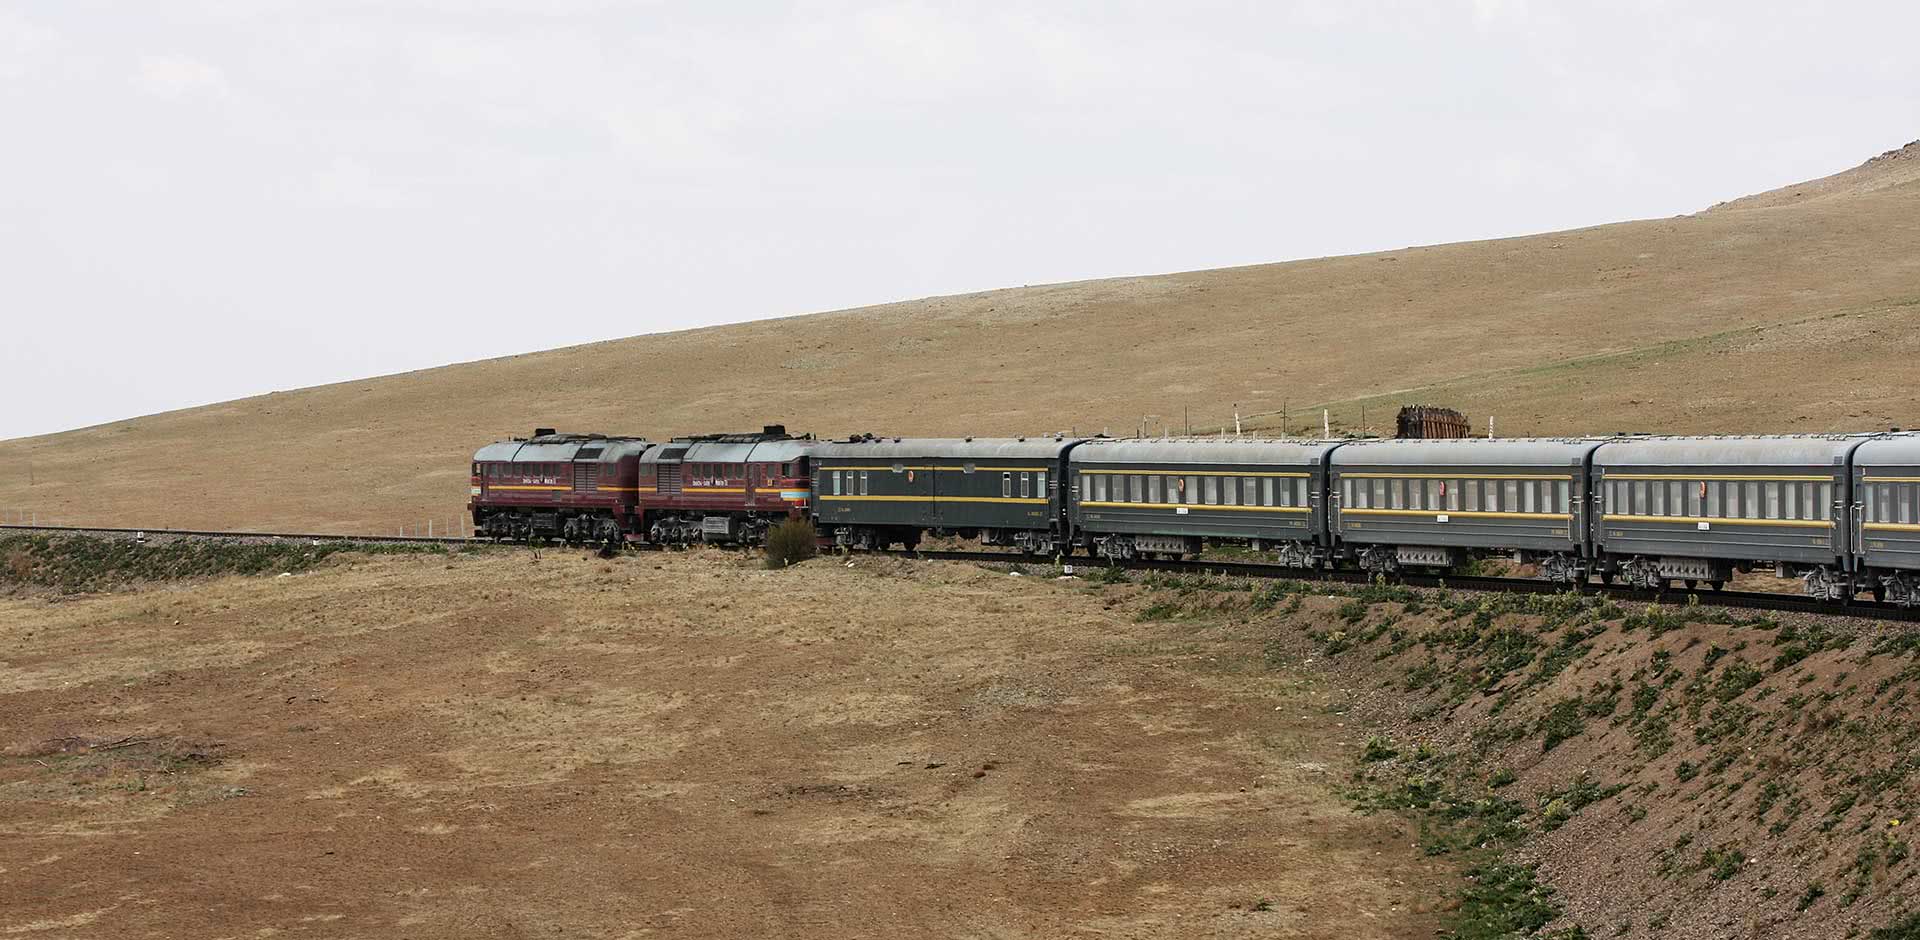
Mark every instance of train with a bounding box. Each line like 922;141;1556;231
470;427;1920;605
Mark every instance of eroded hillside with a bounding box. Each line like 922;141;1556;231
2;143;1917;533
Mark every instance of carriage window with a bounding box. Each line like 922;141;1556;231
1343;478;1357;508
1518;481;1532;513
1782;484;1799;521
1818;482;1832;521
1184;476;1197;504
1020;473;1031;499
1148;475;1162;503
1263;478;1276;506
1804;484;1818;522
1463;480;1479;512
1037;470;1048;499
1651;482;1666;516
1369;479;1384;508
1244;478;1258;506
1902;484;1914;525
1130;475;1143;502
1204;476;1219;505
858;471;869;496
1764;482;1780;519
1705;482;1720;517
1495;480;1512;514
1223;477;1238;505
1686;482;1701;517
1002;472;1012;498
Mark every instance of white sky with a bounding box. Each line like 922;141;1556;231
3;1;1916;441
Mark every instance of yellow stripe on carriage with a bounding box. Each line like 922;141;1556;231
1601;514;1830;529
1342;508;1570;521
1078;501;1309;513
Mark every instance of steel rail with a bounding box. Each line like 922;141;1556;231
5;523;1914;622
888;549;1920;623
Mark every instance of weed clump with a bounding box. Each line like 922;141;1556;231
763;518;819;569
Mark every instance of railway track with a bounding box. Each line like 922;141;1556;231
896;549;1920;623
7;523;1916;622
0;523;473;546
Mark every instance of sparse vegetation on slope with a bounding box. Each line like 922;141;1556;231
0;533;475;594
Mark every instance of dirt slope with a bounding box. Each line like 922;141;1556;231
0;545;1450;939
3;143;1918;533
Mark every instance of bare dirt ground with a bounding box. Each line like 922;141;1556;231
0;550;1451;939
2;143;1917;534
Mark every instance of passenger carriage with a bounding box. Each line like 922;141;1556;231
812;437;1081;553
1590;435;1869;596
1067;439;1339;565
1329;438;1604;581
1849;433;1920;605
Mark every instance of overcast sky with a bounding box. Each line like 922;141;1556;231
3;1;1915;440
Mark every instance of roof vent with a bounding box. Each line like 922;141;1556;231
534;427;556;437
763;424;786;436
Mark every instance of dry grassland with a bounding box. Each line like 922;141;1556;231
0;549;1450;939
2;145;1917;533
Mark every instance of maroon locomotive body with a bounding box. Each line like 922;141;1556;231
469;425;815;546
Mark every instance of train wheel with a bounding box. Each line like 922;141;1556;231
1708;580;1725;592
1684;579;1698;590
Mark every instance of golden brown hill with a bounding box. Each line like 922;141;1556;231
3;144;1919;533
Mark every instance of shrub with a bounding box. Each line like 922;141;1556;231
763;518;818;569
4;549;30;581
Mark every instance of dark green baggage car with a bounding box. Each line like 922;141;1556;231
812;436;1086;553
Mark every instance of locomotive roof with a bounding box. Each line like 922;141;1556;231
814;437;1084;460
1070;438;1343;466
640;438;818;463
1594;434;1876;468
1331;437;1606;467
473;436;651;463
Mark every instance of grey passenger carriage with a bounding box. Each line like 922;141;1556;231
1330;438;1604;581
1590;435;1867;596
1850;433;1920;604
1068;439;1340;565
812;437;1083;552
